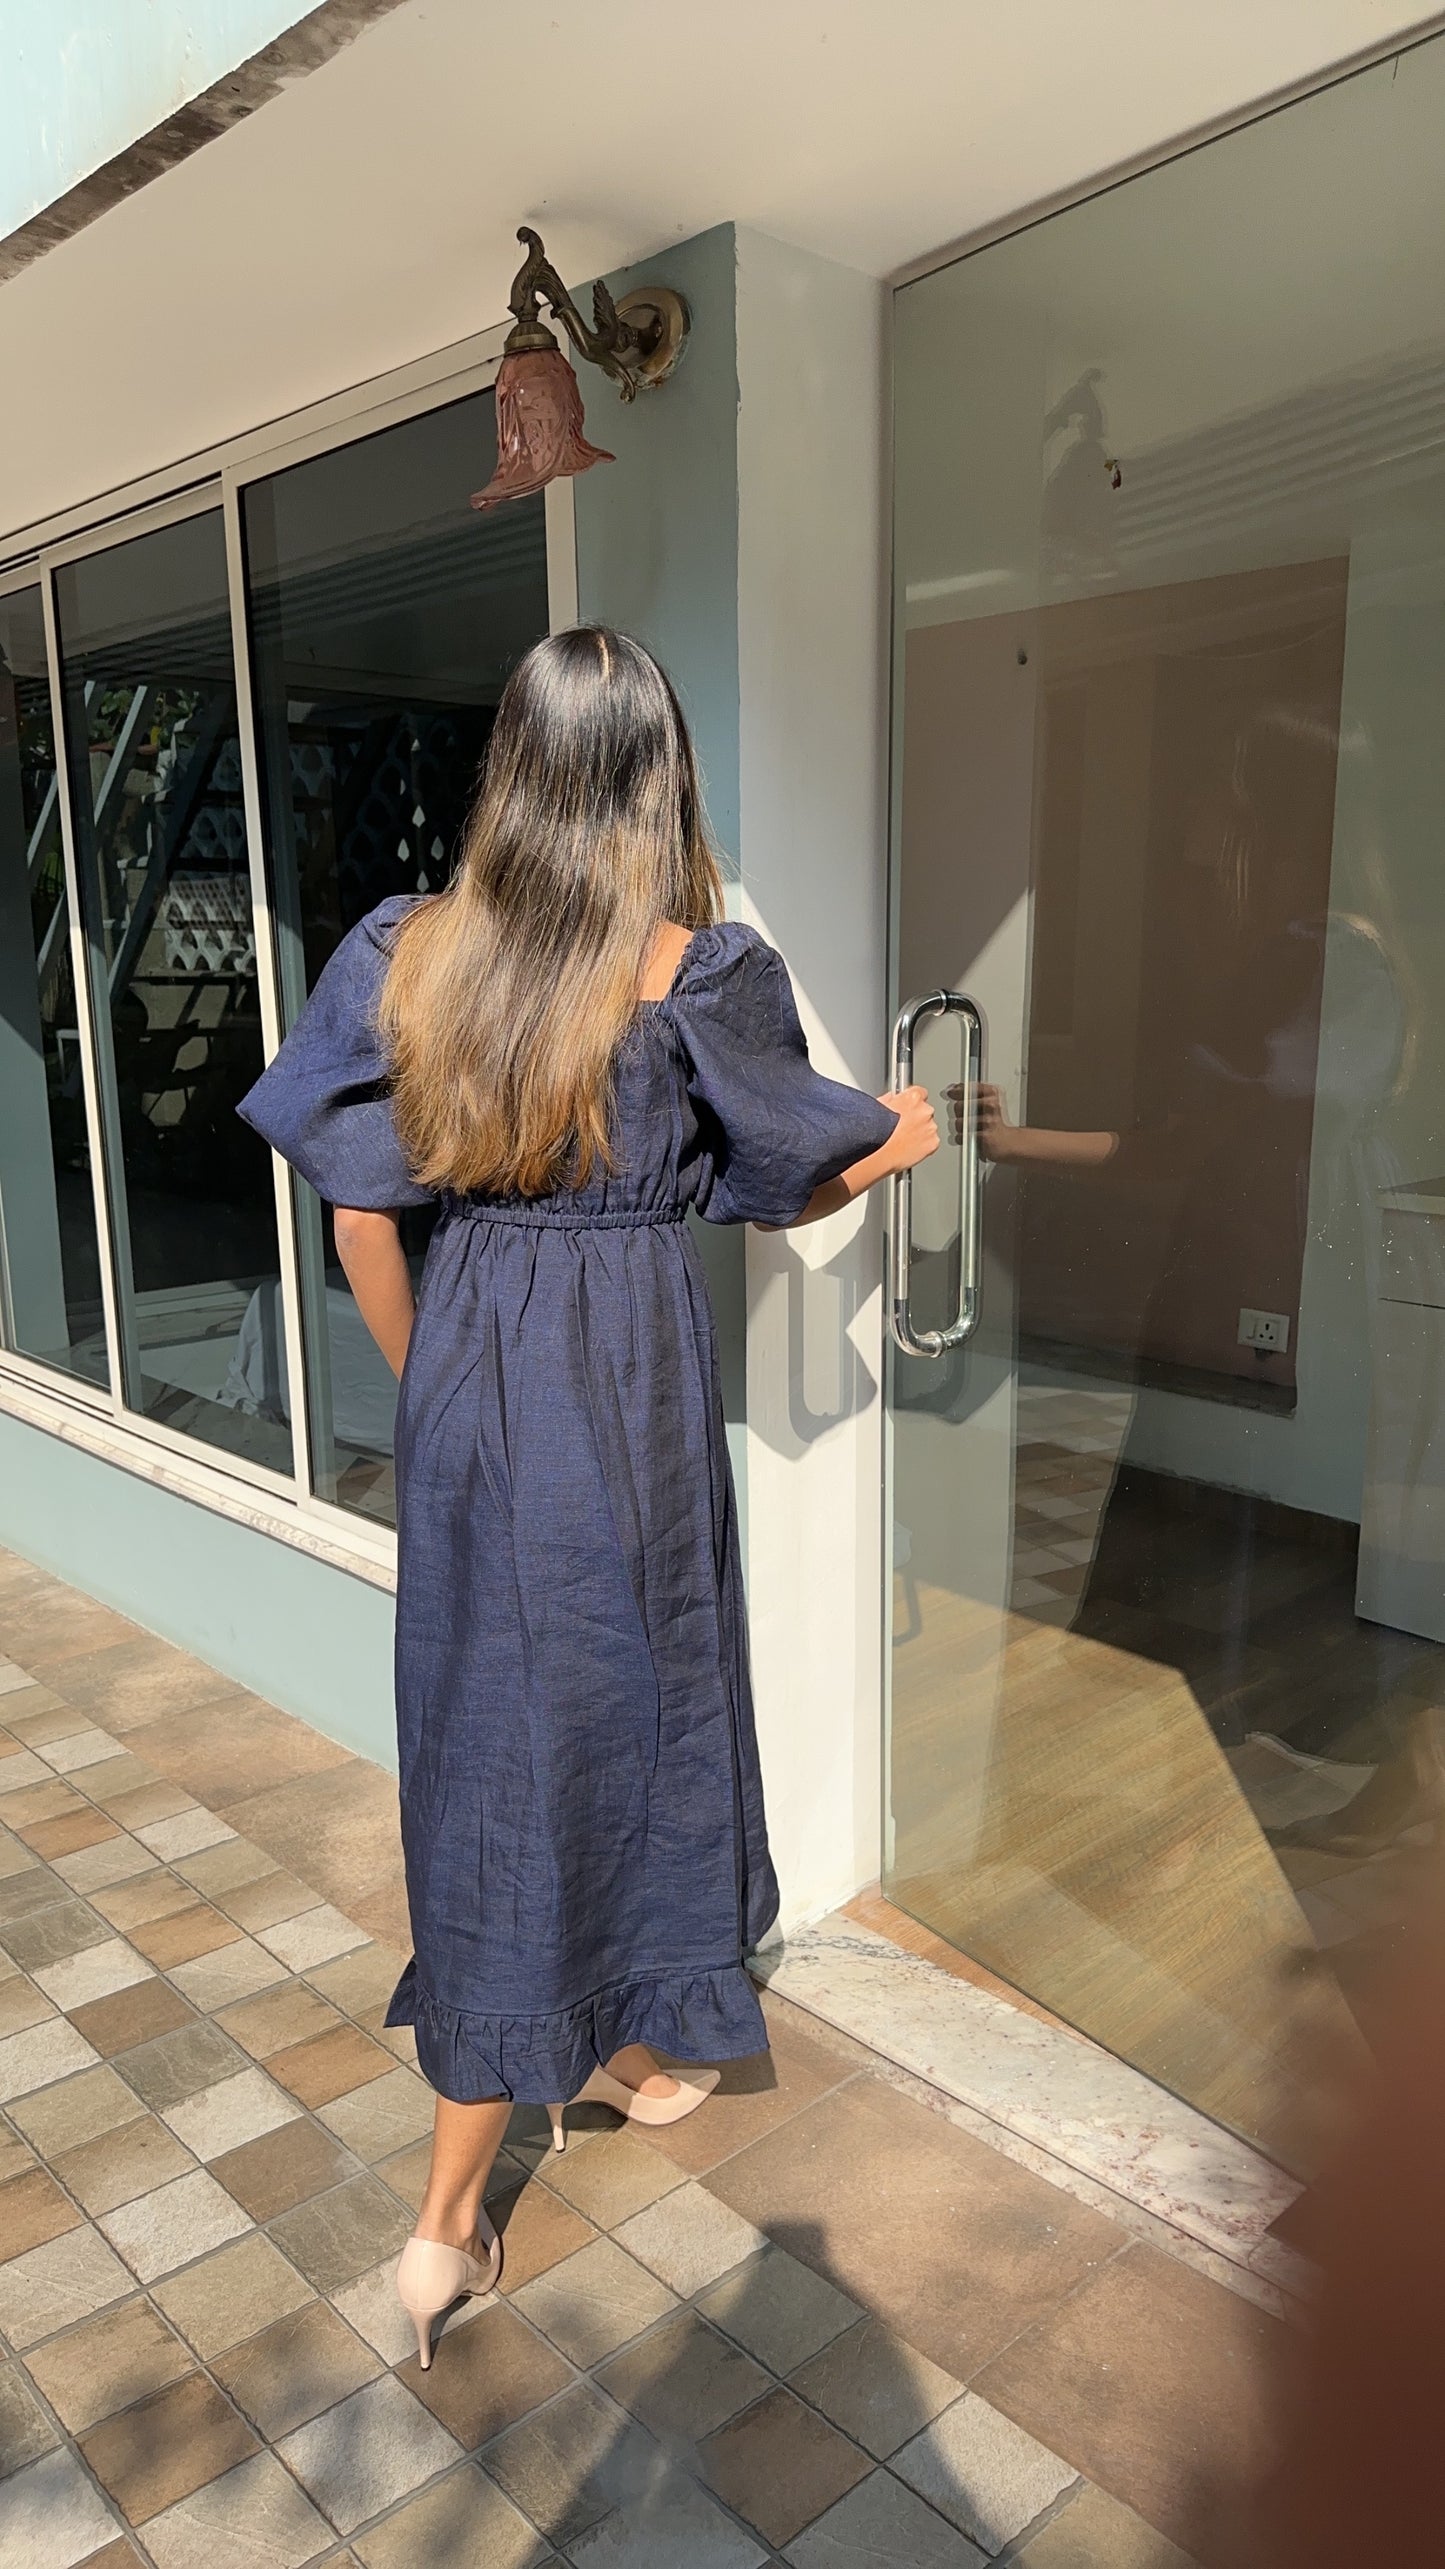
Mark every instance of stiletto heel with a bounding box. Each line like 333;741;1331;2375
395;2213;501;2370
547;2103;567;2153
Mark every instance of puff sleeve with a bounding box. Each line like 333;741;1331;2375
675;924;898;1226
236;898;432;1210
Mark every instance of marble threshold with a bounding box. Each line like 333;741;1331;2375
752;1914;1310;2310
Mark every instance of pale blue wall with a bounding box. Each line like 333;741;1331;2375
0;1410;397;1761
0;1;315;238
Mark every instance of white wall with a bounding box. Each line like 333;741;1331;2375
733;228;892;1927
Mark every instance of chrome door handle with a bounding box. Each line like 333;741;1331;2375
888;989;983;1358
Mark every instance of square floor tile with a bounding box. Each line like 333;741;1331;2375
0;2163;82;2257
34;1936;154;2015
615;2181;767;2298
700;2244;863;2379
142;2448;333;2569
257;1905;368;1973
52;1838;159;1895
783;2467;986;2567
490;2173;596;2292
80;2366;259;2524
160;2065;300;2162
374;2137;433;2214
14;1810;111;1863
267;2022;395;2106
215;1869;323;1933
130;1904;242;1970
67;1977;193;2061
512;2236;678;2367
316;2065;433;2161
119;2017;248;2111
1012;2480;1199;2567
0;2356;60;2476
212;2115;359;2223
279;2370;462;2534
99;2166;252;2281
217;1981;343;2063
55;2111;197;2215
399;2293;574;2446
0;1866;60;1925
40;1727;121;1773
0;2445;126;2568
700;2385;871;2547
209;2106;357;2229
268;2172;414;2292
1;1894;111;1974
542;2129;687;2231
173;1838;277;1896
26;2296;193;2432
0;1748;50;1793
137;1810;235;1862
893;2394;1076;2551
168;1938;288;2012
151;2229;313;2358
598;2307;771;2444
481;2379;658;2548
0;2125;36;2186
304;1942;406;2015
788;2317;962;2460
351;2462;551;2569
0;2225;133;2348
103;1780;200;1835
10;2060;140;2153
0;2016;99;2104
91;1873;199;1932
214;2293;382;2438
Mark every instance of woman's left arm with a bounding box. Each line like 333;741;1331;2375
332;1207;416;1377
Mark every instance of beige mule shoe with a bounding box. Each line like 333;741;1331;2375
546;2064;720;2154
395;2211;502;2368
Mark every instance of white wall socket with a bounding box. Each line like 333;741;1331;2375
1238;1307;1290;1354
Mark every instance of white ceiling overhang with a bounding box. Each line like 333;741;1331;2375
1;0;1439;543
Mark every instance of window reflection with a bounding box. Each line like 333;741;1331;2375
0;585;108;1386
54;513;287;1470
242;389;549;1523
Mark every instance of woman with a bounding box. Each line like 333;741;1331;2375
240;627;937;2364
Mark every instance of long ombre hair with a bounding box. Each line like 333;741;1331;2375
379;627;722;1198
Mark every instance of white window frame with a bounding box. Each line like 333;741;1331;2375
0;319;580;1588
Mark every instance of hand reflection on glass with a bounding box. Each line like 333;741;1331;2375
946;1082;1121;1169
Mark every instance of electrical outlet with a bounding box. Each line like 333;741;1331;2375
1238;1307;1290;1354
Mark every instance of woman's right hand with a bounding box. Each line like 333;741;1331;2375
877;1085;940;1173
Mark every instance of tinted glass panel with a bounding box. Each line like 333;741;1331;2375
0;585;108;1386
889;31;1445;2173
55;511;287;1471
243;388;549;1524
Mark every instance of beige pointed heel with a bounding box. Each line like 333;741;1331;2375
395;2212;501;2369
546;2064;720;2153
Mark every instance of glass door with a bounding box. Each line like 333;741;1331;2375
887;32;1445;2173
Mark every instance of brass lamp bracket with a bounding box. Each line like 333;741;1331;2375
503;226;689;401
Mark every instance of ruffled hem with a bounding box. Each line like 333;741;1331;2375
385;1955;768;2104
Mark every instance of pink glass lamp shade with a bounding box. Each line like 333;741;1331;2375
471;348;615;510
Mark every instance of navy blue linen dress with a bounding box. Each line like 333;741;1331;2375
238;898;896;2103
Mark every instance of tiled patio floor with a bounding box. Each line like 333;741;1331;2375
0;1546;1287;2568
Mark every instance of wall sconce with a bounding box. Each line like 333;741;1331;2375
472;226;691;511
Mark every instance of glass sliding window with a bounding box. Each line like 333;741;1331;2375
0;584;108;1387
243;388;549;1525
54;509;288;1472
